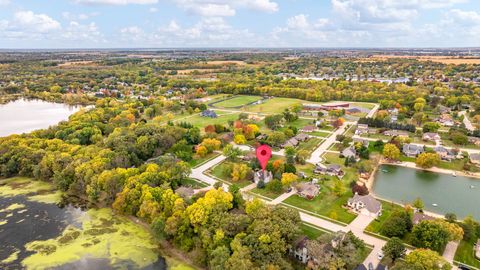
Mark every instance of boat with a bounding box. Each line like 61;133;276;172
471;185;475;189
381;169;389;173
452;172;457;177
432;203;438;207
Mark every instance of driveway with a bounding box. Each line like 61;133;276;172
443;241;459;264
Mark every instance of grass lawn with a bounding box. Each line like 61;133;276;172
347;102;377;110
399;155;469;171
365;200;406;234
454;239;480;269
209;161;252;188
180;178;209;189
188;152;220;168
213;95;262;108
296;138;322;154
284;190;357;224
244;97;302;114
250;187;283;200
284;118;315;129
310;130;332;137
300;223;328;240
296;163;316;177
182;113;241;129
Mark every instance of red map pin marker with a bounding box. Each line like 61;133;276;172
256;145;272;171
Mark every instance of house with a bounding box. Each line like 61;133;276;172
470;153;480;165
468;136;480;146
437;105;451;114
353;137;369;147
402;144;424;157
282;138;299;148
422;132;441;142
201;109;217;118
355;124;369;135
254;170;273;184
437;114;454;127
175;187;194;199
291;236;310;264
383;130;409;138
433;146;458;161
346;107;361;114
412;212;435;225
353;265;367;270
314;164;345;178
347;193;382;217
295;133;310;142
296;182;320;200
341;147;357;160
242;151;257;161
301;125;316;133
390;115;398;123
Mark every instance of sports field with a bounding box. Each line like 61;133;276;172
213;95;262;108
182;112;241;128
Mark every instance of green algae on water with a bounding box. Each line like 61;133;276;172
0;203;26;212
1;249;20;264
22;208;159;269
0;177;61;204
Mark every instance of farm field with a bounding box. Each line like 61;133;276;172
182;112;241;128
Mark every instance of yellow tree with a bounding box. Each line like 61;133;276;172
231;163;250;182
415;153;440;169
383;143;400;160
281;173;298;187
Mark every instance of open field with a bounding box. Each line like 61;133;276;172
244;97;302;114
182;112;240;128
364;55;480;65
300;223;328;239
213;95;262;108
206;60;247;65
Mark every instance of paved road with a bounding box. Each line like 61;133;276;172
190;155;227;185
460;111;475;132
307;122;352;164
443;241;459;264
366;104;380;118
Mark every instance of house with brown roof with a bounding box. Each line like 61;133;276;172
314;164;345;178
296;182;320;200
470;153;480;165
383;129;409;138
412;212;435;225
422;132;441;142
301;125;316;133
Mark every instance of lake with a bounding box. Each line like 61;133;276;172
0;99;83;137
373;164;480;220
0;177;167;269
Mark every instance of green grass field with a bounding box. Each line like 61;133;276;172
182;112;240;129
310;130;332;137
300;223;328;239
180;178;209;189
213;95;262;108
284;191;357;224
209;161;252;188
296;138;322;154
244;97;302;114
365;200;406;234
454;239;480;269
250;187;283;200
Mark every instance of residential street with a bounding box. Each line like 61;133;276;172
307;122;353;164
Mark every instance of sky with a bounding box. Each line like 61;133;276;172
0;0;479;48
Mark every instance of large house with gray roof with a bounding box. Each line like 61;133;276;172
347;193;382;218
402;144;424;157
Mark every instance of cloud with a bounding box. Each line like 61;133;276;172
62;11;100;20
0;0;10;5
13;11;61;33
172;0;278;17
148;7;158;12
119;17;258;46
62;21;105;43
74;0;157;5
447;9;480;25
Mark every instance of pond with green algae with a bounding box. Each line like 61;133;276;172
0;177;168;270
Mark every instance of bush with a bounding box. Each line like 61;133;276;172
266;179;283;193
380;210;412;238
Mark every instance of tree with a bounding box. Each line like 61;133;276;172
234;134;247;144
284;146;296;164
231;163;250;182
450;131;468;145
411;220;450;252
332;117;345;129
281;173;298;187
266;131;286;147
264;114;284;130
415;152;440;169
422;122;440;133
201;138;222;152
383;143;400;160
396;249;451;270
380;210;412;238
295;150;309;164
223;144;241;161
412;197;424;210
196;145;208;157
382;237;406;262
210;245;230;270
445;213;457;223
266;179;283;193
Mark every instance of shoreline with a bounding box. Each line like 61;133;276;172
366;159;480;221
